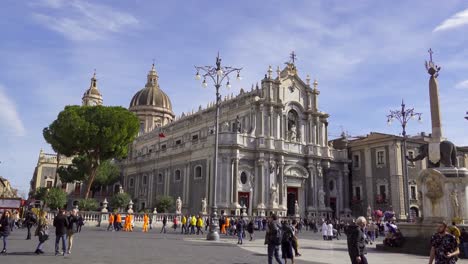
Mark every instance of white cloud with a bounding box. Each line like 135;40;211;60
0;85;25;136
32;0;139;41
434;8;468;32
455;80;468;89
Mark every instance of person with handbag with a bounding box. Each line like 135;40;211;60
0;210;12;254
34;211;49;255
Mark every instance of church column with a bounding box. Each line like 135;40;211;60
259;105;264;137
278;157;285;208
257;158;265;207
232;157;239;206
307;165;315;207
342;168;351;213
278;112;283;140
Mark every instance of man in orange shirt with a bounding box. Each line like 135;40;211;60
142;214;149;233
107;213;114;231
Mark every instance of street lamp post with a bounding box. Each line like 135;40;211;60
195;53;242;241
387;100;422;222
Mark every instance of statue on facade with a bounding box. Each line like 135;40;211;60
318;187;325;208
270;185;278;207
175;197;182;214
201;197;207;214
221;122;229;132
294;200;300;215
450;190;460;218
269;160;276;175
234;115;242;133
289;124;297;141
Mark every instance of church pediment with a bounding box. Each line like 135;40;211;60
284;165;309;179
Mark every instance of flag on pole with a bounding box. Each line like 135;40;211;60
158;133;166;138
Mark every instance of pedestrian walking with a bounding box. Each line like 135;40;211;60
281;221;295;264
247;220;255;241
107;213;114;231
460;228;468;259
24;210;37;240
236;218;244;244
429;221;459;264
181;215;187;234
291;220;301;257
66;209;78;254
34;211;49;255
190;215;196;234
53;209;69;256
115;213;122;231
142;213;149;232
149;214;153;229
76;214;84;233
265;214;283;264
160;216;167;234
327;221;334;240
0;210;12;254
346;216;368;264
322;220;328;240
368;221;377;244
196;216;204;235
173;216;178;231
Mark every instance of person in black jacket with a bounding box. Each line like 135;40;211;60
53;209;69;256
24;211;37;240
66;210;78;254
346;216;368;264
0;210;12;254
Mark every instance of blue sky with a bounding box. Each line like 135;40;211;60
0;0;467;196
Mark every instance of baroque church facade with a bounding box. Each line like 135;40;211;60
122;59;351;218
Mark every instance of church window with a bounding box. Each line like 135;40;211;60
176;139;182;145
46;181;53;188
158;174;163;184
410;185;417;200
354;186;361;201
376;150;386;166
379;185;387;201
408;150;415;166
240;172;248;184
353;154;360;169
175;170;181;182
143;175;147;185
194;166;202;179
161;144;167;150
328;180;334;191
192;134;199;141
129;178;134;187
139;122;145;133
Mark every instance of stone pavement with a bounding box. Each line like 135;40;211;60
0;227;464;264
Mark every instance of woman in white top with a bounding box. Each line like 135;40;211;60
322;221;328;240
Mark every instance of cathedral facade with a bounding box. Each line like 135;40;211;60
122;60;350;218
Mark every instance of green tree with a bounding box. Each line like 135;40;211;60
44;105;139;199
110;192;131;211
58;158;121;197
155;196;174;213
31;187;48;202
44;187;67;210
78;198;99;211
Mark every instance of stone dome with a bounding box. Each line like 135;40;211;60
129;64;173;111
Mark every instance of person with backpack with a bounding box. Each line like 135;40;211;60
264;214;283;264
281;221;295;264
66;209;78;254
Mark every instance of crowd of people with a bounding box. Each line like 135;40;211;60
0;208;466;263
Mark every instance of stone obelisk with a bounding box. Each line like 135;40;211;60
425;49;442;164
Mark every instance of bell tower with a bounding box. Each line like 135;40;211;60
82;70;103;106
